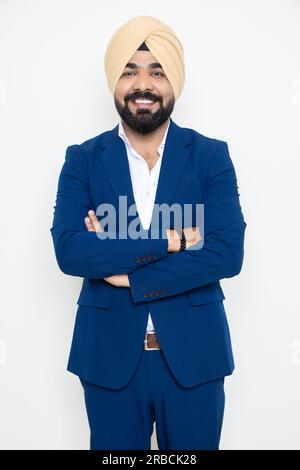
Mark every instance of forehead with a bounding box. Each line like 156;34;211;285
125;50;162;68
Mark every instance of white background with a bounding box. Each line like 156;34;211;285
0;0;299;450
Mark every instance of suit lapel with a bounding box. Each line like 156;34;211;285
153;119;192;209
100;129;136;214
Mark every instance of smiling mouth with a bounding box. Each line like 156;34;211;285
129;99;159;109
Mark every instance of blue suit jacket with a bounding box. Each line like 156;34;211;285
50;118;247;389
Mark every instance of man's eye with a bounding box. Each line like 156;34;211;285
122;71;165;77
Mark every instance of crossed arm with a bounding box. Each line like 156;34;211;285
83;210;201;288
50;142;246;302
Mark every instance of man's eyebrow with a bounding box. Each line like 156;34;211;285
124;62;163;70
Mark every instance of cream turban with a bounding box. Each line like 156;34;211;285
104;15;185;101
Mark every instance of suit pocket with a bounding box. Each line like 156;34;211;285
76;287;112;309
188;283;225;306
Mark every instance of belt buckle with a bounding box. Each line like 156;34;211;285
144;332;160;350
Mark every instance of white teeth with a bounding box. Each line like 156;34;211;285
134;99;153;103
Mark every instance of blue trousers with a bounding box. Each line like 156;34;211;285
79;347;225;450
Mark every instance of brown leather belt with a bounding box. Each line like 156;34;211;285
144;332;161;350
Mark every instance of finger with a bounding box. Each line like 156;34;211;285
88;210;103;232
196;226;202;241
84;216;95;232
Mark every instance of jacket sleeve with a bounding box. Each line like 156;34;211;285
127;141;247;303
50;145;168;278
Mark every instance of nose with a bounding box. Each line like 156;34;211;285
132;69;154;92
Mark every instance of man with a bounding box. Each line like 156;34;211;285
50;15;247;450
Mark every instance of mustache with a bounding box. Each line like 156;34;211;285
126;93;161;103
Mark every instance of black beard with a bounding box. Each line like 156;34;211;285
114;94;175;135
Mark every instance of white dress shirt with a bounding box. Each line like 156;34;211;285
118;119;170;333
